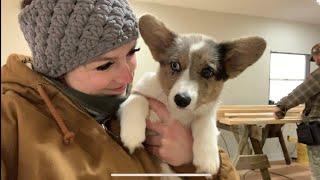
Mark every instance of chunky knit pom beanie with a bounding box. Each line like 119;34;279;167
19;0;139;77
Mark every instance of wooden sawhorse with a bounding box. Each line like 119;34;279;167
217;105;303;180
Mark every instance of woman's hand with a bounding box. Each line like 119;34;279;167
143;98;193;166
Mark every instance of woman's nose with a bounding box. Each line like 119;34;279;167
117;63;133;84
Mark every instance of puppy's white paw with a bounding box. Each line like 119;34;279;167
119;94;149;154
121;127;146;154
193;150;220;176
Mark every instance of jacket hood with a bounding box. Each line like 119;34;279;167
2;54;47;95
2;54;75;144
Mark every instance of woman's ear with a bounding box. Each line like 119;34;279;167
139;14;177;61
219;36;266;79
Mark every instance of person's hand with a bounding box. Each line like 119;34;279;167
143;98;193;166
273;106;285;119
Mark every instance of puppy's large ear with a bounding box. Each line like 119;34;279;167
219;37;266;79
139;14;177;62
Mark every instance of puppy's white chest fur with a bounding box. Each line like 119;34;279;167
119;72;221;178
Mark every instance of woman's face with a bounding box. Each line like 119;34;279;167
64;40;138;95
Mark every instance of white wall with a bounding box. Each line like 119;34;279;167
2;0;320;161
1;0;31;65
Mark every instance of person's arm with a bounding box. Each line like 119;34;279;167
1;94;20;180
276;68;320;115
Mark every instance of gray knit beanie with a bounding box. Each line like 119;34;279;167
18;0;139;78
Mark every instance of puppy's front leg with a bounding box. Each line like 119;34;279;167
119;94;149;153
191;114;220;176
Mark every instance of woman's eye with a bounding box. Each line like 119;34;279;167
96;62;114;71
127;48;140;56
200;67;215;79
170;62;181;72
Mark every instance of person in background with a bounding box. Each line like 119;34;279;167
1;0;238;179
273;43;320;180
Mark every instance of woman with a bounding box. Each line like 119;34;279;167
1;0;238;179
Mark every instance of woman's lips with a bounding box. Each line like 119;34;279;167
110;85;126;93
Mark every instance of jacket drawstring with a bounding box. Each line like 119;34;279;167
37;84;75;145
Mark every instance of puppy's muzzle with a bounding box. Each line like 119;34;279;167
174;93;191;108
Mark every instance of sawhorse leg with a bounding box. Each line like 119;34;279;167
277;130;291;165
250;137;271;180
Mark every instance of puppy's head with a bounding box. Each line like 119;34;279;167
139;14;266;113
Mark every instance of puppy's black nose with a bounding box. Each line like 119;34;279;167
174;93;191;108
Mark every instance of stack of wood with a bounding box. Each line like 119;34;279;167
217;105;304;126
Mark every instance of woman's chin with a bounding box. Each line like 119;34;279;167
101;89;127;96
109;92;126;96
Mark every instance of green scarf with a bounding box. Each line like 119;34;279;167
48;78;129;124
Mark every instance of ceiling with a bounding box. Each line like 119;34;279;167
133;0;320;25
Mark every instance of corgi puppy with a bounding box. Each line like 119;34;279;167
119;14;266;178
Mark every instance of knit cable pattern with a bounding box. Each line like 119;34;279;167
19;0;139;77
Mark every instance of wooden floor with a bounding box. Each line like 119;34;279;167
238;160;311;180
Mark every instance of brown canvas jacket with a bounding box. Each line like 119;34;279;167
1;54;239;180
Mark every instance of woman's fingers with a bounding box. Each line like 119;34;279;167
147;98;171;121
145;135;162;146
146;120;166;135
145;145;160;158
145;145;169;164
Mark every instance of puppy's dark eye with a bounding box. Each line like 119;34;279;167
201;67;215;79
170;62;181;72
96;62;114;71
